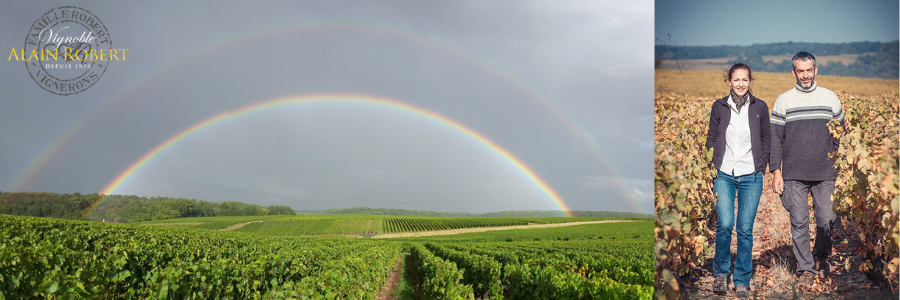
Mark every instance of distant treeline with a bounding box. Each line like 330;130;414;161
325;207;653;218
0;192;296;222
655;40;898;79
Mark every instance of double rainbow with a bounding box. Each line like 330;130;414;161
96;94;573;216
11;22;642;213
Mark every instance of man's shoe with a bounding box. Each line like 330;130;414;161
713;277;728;295
734;286;751;298
797;271;816;286
815;255;830;278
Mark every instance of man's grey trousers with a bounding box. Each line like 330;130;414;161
779;180;836;275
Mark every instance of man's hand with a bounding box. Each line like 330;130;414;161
773;169;784;195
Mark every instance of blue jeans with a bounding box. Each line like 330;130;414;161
712;170;762;288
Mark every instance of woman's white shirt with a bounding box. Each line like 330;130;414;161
719;95;755;176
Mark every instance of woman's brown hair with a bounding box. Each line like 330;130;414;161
724;63;753;96
724;63;753;82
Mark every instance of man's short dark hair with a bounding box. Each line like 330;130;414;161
791;51;816;69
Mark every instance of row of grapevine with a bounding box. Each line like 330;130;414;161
0;215;398;299
504;262;652;299
423;242;653;299
424;243;503;299
264;244;401;299
238;218;335;236
406;243;475;299
238;217;533;235
508;243;649;285
405;221;652;243
653;93;720;298
450;241;653;287
382;218;530;233
323;218;377;235
827;92;899;288
239;217;382;236
139;216;276;230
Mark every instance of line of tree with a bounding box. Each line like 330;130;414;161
655;41;890;60
0;191;296;222
325;206;652;218
655;40;899;79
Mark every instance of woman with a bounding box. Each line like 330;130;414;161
705;63;770;298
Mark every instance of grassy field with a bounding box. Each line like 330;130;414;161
655;69;899;109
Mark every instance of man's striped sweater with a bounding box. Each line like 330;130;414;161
770;81;844;181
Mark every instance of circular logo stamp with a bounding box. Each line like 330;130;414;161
23;6;112;95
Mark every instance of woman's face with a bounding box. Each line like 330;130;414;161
729;68;750;98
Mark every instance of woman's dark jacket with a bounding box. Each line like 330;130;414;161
705;94;771;173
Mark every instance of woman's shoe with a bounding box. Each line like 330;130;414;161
735;286;751;298
713;277;728;295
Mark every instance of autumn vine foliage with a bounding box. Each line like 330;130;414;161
827;92;899;289
653;93;719;298
655;91;900;297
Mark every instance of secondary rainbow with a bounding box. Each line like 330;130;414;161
96;94;573;216
13;22;643;213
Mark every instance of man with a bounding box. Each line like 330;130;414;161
770;51;844;281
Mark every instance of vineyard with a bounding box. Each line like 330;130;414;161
0;215;401;299
827;93;899;287
142;215;281;230
654;91;899;298
0;215;653;299
137;215;622;236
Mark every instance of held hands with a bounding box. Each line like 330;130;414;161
772;170;784;195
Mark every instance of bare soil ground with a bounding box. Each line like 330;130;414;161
370;220;637;238
218;220;262;231
375;254;405;300
679;173;897;299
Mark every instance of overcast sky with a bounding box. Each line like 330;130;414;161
656;0;898;46
0;1;654;214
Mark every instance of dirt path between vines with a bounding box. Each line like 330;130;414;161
680;173;895;299
370;220;637;239
218;220;262;231
375;254;405;300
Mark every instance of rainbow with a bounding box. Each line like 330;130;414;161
96;94;573;216
11;22;644;213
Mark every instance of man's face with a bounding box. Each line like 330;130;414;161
792;59;817;89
